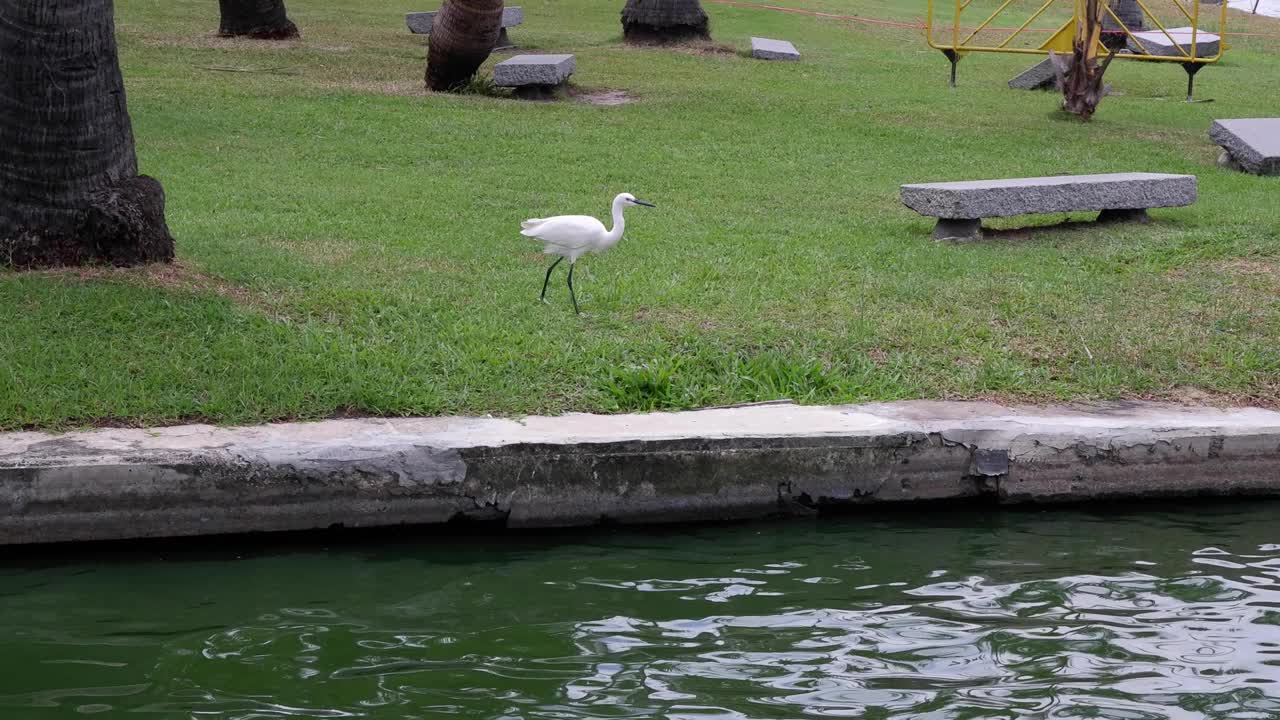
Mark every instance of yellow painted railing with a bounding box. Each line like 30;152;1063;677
924;0;1227;64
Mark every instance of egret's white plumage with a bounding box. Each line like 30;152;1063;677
522;192;654;313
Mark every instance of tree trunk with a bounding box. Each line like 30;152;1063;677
621;0;710;43
1101;0;1143;50
426;0;505;91
218;0;299;39
0;0;175;269
1052;0;1115;121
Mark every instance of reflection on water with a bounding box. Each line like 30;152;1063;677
3;503;1280;718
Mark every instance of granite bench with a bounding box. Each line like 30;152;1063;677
1210;119;1280;176
900;172;1197;241
494;54;575;98
406;6;523;48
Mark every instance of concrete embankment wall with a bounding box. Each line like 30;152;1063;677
3;401;1279;545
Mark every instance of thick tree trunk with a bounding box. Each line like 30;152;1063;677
621;0;710;43
218;0;299;39
0;0;175;269
426;0;504;91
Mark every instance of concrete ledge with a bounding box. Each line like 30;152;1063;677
3;401;1280;545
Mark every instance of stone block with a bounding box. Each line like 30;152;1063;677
1127;27;1220;57
501;6;524;26
405;11;435;34
750;37;800;61
406;6;523;34
493;54;575;87
1008;57;1058;91
1210;118;1280;176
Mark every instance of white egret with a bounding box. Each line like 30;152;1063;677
521;192;655;313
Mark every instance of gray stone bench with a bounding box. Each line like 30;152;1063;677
900;172;1197;241
406;6;523;48
1211;119;1280;176
494;54;574;98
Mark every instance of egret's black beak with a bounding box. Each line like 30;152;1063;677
634;199;656;208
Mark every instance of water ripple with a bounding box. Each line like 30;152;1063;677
4;505;1280;718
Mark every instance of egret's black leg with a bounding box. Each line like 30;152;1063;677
567;262;580;314
540;256;564;302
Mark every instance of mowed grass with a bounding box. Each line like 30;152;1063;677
2;0;1279;429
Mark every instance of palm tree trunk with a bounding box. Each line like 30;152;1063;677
1101;0;1143;50
0;0;175;269
426;0;505;91
622;0;710;43
1054;0;1115;120
218;0;299;39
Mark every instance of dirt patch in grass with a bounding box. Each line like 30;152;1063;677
1168;259;1280;289
135;33;303;51
277;238;363;267
317;76;631;104
341;79;428;96
632;306;720;331
37;261;290;321
1215;259;1280;278
665;40;737;57
624;40;740;57
573;88;635;106
1159;385;1245;407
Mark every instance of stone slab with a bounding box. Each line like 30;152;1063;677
405;11;435;34
751;37;800;61
406;6;523;34
1210;118;1280;176
493;53;574;87
1008;57;1057;91
3;401;1280;545
1127;26;1220;57
900;172;1197;219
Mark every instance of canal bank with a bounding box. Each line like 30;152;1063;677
2;401;1279;545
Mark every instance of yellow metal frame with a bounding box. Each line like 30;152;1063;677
925;0;1228;64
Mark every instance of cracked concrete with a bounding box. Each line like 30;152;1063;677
2;401;1280;545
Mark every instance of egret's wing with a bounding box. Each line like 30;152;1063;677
521;215;605;249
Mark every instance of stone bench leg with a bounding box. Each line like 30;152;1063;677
932;218;982;242
1097;208;1150;223
512;83;566;100
495;27;513;49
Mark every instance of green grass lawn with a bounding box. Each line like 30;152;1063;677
2;0;1279;430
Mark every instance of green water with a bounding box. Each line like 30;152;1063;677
4;504;1280;719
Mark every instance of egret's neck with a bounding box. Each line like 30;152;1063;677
605;198;627;245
